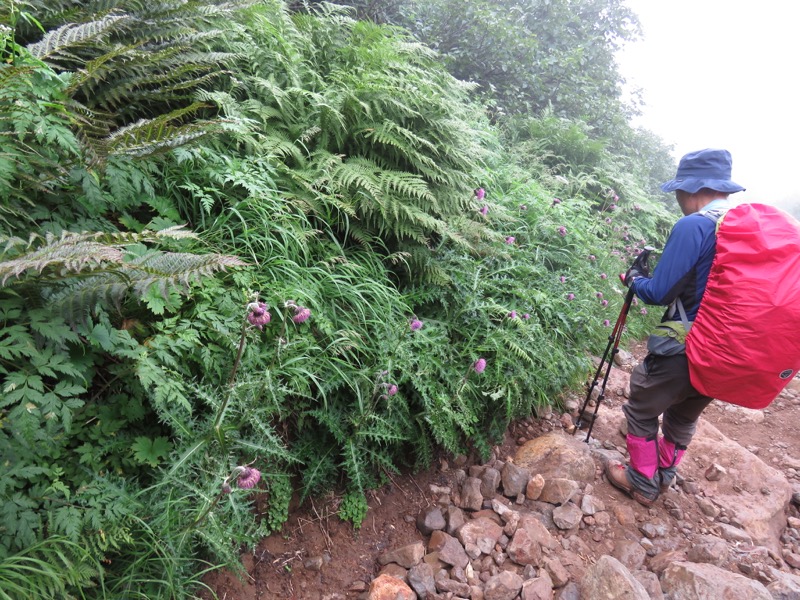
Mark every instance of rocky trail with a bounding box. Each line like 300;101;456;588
207;341;800;599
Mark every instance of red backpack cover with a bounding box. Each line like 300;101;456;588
686;203;800;408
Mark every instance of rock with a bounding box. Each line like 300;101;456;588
367;574;415;600
552;502;583;530
539;478;580;506
580;494;604;516
705;463;727;481
685;536;729;566
482;467;502;497
446;505;466;535
506;525;544;566
407;563;436;598
520;569;554;600
514;432;596;483
660;561;772;599
580;555;649;599
428;530;469;569
461;477;485;511
502;462;531;498
611;539;646;570
544;557;570;588
416;506;446;536
632;570;663;599
457;517;504;549
688;420;791;552
527;473;546;500
377;542;424;568
484;570;524;600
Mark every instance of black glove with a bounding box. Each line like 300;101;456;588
623;263;649;287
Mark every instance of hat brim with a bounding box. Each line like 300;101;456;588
660;178;745;194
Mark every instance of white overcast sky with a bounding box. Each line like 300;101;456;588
617;1;800;207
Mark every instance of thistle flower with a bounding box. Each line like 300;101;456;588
601;299;608;307
608;204;617;211
410;318;423;331
640;308;648;315
596;292;603;298
237;466;261;490
600;273;608;279
567;293;575;301
519;204;528;211
605;217;613;224
505;236;515;245
560;275;567;283
552;198;562;205
387;384;398;396
221;482;232;494
522;313;531;320
292;306;311;324
480;204;489;215
589;255;596;261
247;302;271;330
508;311;517;319
603;319;611;327
473;358;487;374
632;297;639;306
475;188;486;201
558;226;567;237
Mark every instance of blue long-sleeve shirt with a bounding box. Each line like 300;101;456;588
632;199;733;323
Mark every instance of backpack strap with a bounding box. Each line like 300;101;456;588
659;207;729;349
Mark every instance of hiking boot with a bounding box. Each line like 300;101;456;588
659;474;675;494
606;461;658;507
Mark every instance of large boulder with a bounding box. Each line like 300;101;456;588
514;432;596;483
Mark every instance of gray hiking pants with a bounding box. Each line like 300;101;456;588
622;352;713;446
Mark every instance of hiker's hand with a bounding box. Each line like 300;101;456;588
623;265;647;287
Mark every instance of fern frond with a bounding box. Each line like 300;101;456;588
27;15;129;62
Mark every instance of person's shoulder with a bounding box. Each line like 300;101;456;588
675;212;717;230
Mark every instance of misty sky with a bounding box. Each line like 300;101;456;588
617;1;800;208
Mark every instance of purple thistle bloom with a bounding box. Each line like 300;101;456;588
552;198;562;205
601;299;608;307
608;204;617;211
387;384;398;396
613;194;619;202
632;297;639;306
221;482;232;494
519;204;528;211
247;302;271;330
410;318;423;331
596;292;603;298
505;236;515;245
522;313;531;319
292;306;311;324
475;187;486;200
567;293;575;301
640;308;648;315
480;204;489;215
237;467;261;490
560;275;567;283
605;217;612;224
473;358;487;374
600;273;608;279
589;255;596;261
508;311;517;319
557;226;567;237
603;319;611;327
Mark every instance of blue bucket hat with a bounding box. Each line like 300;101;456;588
660;148;745;194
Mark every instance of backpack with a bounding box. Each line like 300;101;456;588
685;203;800;409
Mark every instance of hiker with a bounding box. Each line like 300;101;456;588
606;148;746;507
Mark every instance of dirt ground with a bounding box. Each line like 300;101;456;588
204;339;800;598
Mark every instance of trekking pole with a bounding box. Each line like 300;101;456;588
574;247;654;442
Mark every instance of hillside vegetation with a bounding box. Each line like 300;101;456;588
0;0;676;597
